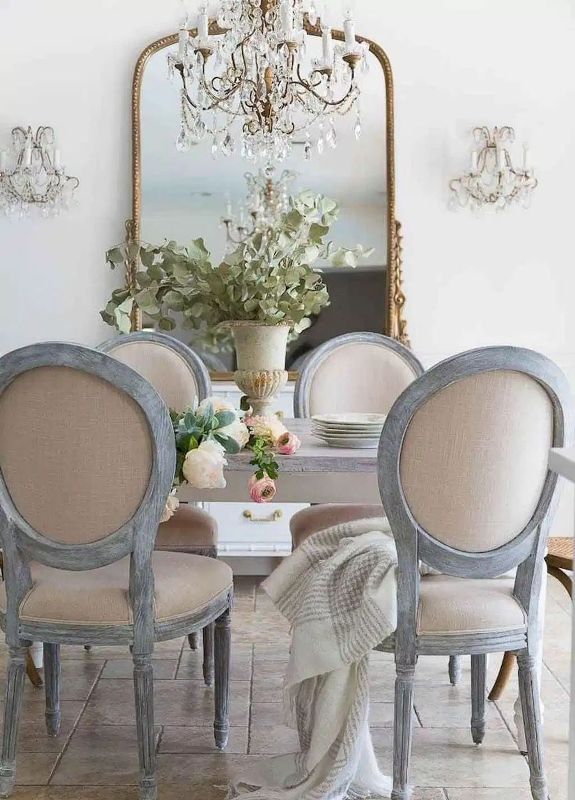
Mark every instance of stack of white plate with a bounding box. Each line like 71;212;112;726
311;413;386;448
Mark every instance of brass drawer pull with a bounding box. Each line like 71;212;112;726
243;509;283;523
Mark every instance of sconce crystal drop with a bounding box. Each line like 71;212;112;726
449;126;537;212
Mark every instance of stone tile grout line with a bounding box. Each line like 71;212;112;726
46;657;107;784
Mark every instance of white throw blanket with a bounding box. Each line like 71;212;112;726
230;516;398;800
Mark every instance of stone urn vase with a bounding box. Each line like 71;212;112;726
226;321;291;416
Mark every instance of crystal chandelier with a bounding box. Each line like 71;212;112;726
168;0;369;161
449;126;537;211
222;164;296;244
0;126;79;217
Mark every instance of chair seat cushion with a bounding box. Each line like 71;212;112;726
417;575;526;636
156;504;218;550
290;504;383;549
0;553;232;627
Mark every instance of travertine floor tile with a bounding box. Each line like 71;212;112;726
160;725;248;754
373;728;530;788
80;679;250;727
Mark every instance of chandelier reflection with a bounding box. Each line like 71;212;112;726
449;126;537;212
168;0;369;162
222;164;296;245
0;126;79;217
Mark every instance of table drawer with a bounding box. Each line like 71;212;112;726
207;501;308;556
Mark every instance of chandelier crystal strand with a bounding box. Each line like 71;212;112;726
221;164;296;245
449;126;537;212
168;0;369;162
0;126;79;217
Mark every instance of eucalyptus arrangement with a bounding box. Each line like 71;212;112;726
163;396;301;520
101;191;372;344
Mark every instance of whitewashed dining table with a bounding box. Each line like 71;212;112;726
178;418;380;504
180;416;541;747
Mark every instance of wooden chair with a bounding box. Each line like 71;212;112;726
489;535;573;702
376;346;573;800
99;331;218;685
290;332;424;548
0;343;233;800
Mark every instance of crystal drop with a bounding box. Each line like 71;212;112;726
221;132;235;156
304;139;312;160
211;136;219;158
326;122;337;149
175;128;189;152
317;135;324;155
308;3;317;25
354;116;362;140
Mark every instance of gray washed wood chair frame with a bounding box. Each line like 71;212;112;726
0;343;232;800
294;331;425;418
376;346;573;800
99;331;216;678
295;334;465;686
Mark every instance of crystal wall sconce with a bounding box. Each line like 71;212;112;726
0;126;79;218
449;126;537;211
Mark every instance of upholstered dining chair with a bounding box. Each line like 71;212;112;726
290;331;425;548
376;346;572;800
99;331;217;684
0;343;233;800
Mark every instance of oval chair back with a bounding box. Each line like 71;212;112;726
294;332;424;418
99;331;211;413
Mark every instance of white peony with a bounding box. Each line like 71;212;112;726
197;396;236;415
160;490;179;523
182;440;227;489
220;418;250;449
247;414;287;444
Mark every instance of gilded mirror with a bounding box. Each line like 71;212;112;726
128;19;408;378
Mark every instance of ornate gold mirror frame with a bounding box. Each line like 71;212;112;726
127;19;409;378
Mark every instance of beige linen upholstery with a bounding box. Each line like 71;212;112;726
308;343;417;416
399;370;553;553
417;575;526;635
290;504;383;549
156;505;218;550
0;553;232;626
0;366;152;544
107;340;200;410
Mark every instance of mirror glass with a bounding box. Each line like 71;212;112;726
140;35;388;372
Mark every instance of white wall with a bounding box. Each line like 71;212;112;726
2;0;575;526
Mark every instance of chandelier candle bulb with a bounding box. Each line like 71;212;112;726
470;150;478;172
344;13;355;49
523;143;529;170
53;149;61;169
322;26;333;62
0;151;6;172
198;5;209;40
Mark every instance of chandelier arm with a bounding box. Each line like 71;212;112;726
292;63;358;109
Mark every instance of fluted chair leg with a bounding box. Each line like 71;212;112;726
448;655;462;686
471;654;486;744
203;623;215;687
517;649;547;800
0;645;27;797
392;660;416;800
43;643;61;737
133;653;157;800
214;607;231;750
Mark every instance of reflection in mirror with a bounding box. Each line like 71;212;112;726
141;37;387;371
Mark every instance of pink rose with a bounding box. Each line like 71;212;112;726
248;474;277;503
276;431;301;455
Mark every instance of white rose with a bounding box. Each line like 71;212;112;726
182;440;227;489
220;418;250;449
160;490;179;523
197;396;236;415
